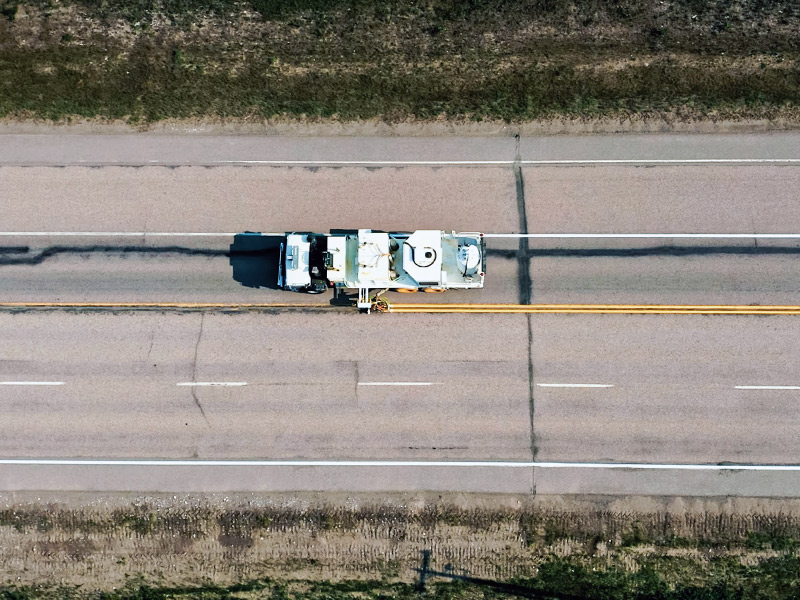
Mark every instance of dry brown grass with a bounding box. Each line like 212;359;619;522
0;0;798;123
2;494;800;588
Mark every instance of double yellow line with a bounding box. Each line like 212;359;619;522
2;302;800;315
387;303;800;314
0;302;326;309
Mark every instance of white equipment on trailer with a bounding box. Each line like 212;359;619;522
278;229;485;311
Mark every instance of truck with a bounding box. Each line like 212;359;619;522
278;229;485;310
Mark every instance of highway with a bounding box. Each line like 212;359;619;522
1;131;799;496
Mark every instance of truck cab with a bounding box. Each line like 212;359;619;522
278;233;327;294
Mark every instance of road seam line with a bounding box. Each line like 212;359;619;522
0;459;798;470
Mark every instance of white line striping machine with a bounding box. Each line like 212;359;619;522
278;229;486;311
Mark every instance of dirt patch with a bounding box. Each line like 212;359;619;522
33;538;97;560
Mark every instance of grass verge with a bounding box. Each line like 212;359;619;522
1;556;799;599
0;0;798;124
2;499;800;597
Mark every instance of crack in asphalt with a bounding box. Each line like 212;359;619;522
0;245;229;266
3;243;797;268
526;312;536;496
513;133;536;495
190;314;210;425
513;135;532;306
486;246;800;259
353;360;360;403
146;329;155;362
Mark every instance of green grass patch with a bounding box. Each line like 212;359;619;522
3;502;800;599
1;556;800;599
1;46;798;123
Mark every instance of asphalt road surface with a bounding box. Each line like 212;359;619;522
1;131;799;496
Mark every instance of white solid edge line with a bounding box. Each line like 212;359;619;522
177;382;248;387
215;158;800;165
219;160;513;165
4;232;800;239
735;385;800;390
0;458;798;470
0;232;243;236
537;383;614;388
16;158;800;168
0;381;65;386
483;233;800;238
523;159;800;164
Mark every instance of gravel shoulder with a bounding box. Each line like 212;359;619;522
2;116;800;137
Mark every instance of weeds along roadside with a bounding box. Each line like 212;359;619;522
0;557;799;599
1;501;800;597
0;0;798;123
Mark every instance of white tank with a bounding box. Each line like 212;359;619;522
457;244;481;271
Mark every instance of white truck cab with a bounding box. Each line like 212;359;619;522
280;234;312;291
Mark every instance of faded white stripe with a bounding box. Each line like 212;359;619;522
537;383;614;388
177;382;248;387
358;382;438;386
735;385;800;390
0;381;64;386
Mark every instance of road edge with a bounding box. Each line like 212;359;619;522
3;116;800;137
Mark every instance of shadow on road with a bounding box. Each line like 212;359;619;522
228;233;284;290
229;232;356;305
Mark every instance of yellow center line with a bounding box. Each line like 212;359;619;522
387;303;800;314
2;302;799;315
388;303;800;309
0;302;330;309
